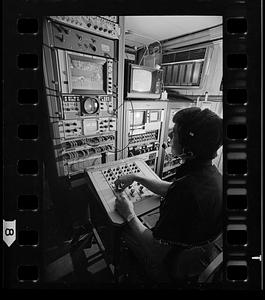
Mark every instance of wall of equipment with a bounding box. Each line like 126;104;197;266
43;16;125;178
122;100;167;174
43;17;222;182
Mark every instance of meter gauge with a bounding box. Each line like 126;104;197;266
81;96;99;115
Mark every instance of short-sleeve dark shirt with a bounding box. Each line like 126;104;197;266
152;159;222;247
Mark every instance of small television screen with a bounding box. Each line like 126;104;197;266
130;111;145;126
67;53;106;93
131;69;152;92
126;63;163;99
149;111;160;122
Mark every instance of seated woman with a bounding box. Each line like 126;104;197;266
114;107;223;285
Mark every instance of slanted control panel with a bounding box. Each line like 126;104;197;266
86;158;162;224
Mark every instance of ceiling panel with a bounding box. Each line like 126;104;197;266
124;15;222;49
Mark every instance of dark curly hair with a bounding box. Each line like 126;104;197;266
172;107;223;159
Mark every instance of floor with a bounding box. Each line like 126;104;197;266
44;226;115;286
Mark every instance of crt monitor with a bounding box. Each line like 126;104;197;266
129;110;145;127
131;69;152;92
126;63;163;99
66;52;107;94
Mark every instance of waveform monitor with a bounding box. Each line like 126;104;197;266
86;158;162;225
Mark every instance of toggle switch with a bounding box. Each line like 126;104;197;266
89;43;96;51
53;23;62;32
62;27;70;34
55;34;64;42
76;34;82;41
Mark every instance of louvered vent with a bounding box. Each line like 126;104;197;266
161;47;208;87
162;48;206;64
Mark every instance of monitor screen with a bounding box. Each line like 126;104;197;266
83;119;98;135
68;55;104;91
150;111;159;122
131;69;152;92
130;111;145;126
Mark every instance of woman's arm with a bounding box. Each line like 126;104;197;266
115;174;172;197
135;175;172;197
115;194;154;243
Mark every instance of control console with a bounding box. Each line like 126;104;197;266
86;158;162;224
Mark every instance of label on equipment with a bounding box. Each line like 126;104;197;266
101;44;110;52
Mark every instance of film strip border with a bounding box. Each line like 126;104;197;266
223;2;262;290
3;9;43;287
2;0;262;289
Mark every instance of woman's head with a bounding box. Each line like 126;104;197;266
171;107;223;160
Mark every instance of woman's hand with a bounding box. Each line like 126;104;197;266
115;193;135;220
114;174;136;191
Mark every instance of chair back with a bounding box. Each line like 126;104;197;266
198;251;223;283
164;234;223;283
